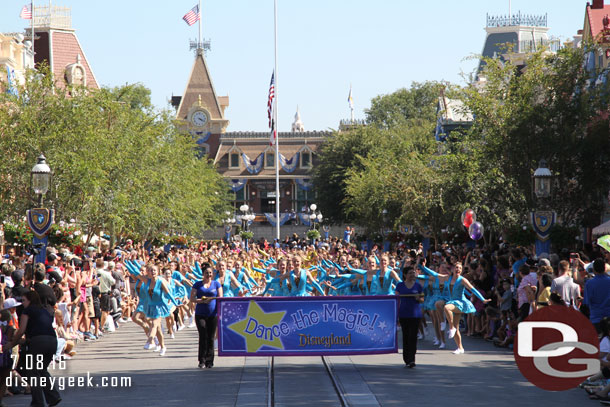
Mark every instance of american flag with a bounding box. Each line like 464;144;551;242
20;4;32;20
267;72;276;145
182;4;200;26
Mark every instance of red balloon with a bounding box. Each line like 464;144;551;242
461;209;476;228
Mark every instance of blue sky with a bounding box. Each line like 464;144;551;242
1;1;586;131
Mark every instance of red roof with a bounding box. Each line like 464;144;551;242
51;31;98;89
586;3;610;39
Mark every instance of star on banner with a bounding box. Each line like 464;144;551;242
378;321;387;330
228;301;286;353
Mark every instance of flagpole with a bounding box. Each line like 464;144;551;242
198;0;202;48
31;1;35;60
274;0;280;242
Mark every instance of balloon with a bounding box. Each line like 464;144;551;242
468;221;484;240
461;209;476;228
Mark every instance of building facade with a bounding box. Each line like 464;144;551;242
1;5;97;92
173;48;330;225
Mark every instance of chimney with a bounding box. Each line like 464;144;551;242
593;0;605;9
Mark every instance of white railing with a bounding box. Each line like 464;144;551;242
33;5;72;30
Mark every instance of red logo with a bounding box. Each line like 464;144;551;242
514;306;600;391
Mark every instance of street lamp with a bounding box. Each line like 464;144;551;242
28;154;54;265
308;203;323;230
223;211;236;242
31;154;52;207
531;158;555;257
533;159;552;199
240;205;255;231
239;205;255;251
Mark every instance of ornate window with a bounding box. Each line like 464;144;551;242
228;146;242;169
264;147;275;169
300;146;313;169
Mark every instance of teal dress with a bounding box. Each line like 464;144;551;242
446;276;476;313
145;279;172;319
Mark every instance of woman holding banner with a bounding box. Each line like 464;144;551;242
395;266;424;368
191;265;223;368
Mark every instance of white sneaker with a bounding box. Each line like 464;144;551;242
170;333;175;339
144;342;154;350
155;345;161;352
448;328;457;339
178;325;185;331
452;348;464;355
188;322;196;328
441;322;446;331
433;338;440;346
417;332;424;340
159;347;166;356
127;317;133;322
439;342;446;349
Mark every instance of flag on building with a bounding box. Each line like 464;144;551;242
348;86;354;110
20;4;32;20
267;71;276;145
182;4;200;26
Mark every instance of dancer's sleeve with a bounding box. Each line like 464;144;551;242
469;287;487;302
418;264;439;277
310;278;326;296
347;266;367;275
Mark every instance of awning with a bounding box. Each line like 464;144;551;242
592;219;610;236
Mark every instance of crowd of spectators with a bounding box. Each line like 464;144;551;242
0;230;608;403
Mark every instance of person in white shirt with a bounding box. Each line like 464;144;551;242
95;259;115;333
550;260;580;309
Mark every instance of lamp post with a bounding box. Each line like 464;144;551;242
308;204;323;230
239;204;255;251
28;154;54;264
531;159;555;256
31;155;52;207
533;159;552;199
223;211;236;243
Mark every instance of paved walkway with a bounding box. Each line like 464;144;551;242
1;322;595;406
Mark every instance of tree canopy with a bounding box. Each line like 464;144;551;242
314;45;610;244
0;67;230;242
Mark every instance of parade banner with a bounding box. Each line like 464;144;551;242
218;296;398;356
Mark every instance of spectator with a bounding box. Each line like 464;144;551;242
32;266;57;316
45;253;63;284
95;259;115;333
7;291;62;407
551;260;581;309
517;264;537;320
584;258;610;332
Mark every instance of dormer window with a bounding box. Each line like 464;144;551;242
265;151;275;168
301;151;311;168
300;146;313;169
230;152;240;168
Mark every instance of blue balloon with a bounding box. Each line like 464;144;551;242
468;221;484;240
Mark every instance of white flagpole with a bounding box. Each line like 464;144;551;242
274;0;280;241
31;1;35;59
199;0;202;47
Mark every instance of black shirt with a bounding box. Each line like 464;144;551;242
33;282;57;316
22;306;56;338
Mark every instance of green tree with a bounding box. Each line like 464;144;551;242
463;46;610;228
0;66;230;243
